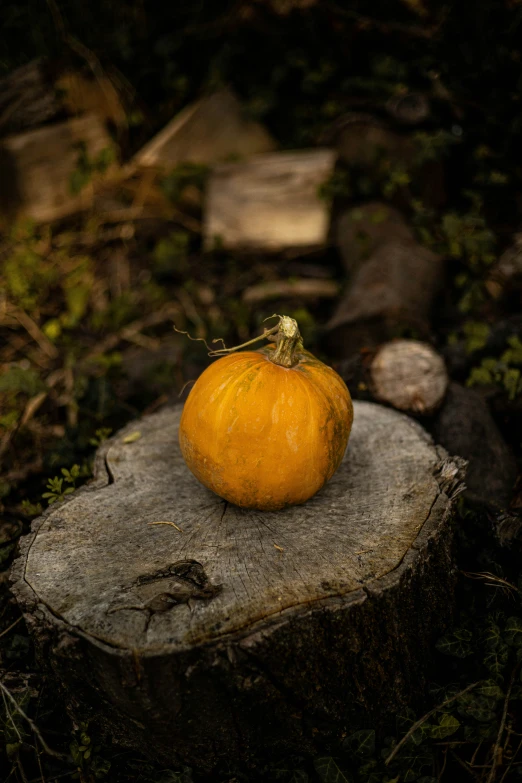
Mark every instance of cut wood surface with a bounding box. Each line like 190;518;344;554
133;88;276;169
0;114;116;224
12;401;465;770
370;340;449;415
204;148;336;250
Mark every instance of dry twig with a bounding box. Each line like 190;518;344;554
149;521;184;533
0;616;23;640
486;664;519;783
0;679;66;759
385;682;479;766
10;307;58;360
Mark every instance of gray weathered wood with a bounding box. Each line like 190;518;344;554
133;88;276;170
12;401;465;771
0;59;61;138
0;114;116;225
204;149;336;251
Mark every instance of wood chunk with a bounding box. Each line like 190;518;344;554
385;92;431;125
0;59;61;138
370;340;449;415
432;383;517;510
334;114;413;168
491;512;522;549
12;402;465;771
486;233;522;299
335;201;415;274
134;88;276;169
325;203;444;357
242;277;339;304
204;149;336;251
0;114;117;224
330;115;445;209
264;0;318;13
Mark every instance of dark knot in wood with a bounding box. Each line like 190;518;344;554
109;559;222;616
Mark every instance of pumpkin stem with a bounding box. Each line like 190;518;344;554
269;315;303;368
206;314;302;367
208;325;279;357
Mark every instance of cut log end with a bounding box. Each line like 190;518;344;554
203;148;336;251
370;340;449;415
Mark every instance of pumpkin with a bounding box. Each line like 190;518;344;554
179;315;353;511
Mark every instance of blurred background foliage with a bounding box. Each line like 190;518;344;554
1;1;522;781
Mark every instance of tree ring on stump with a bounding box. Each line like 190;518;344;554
11;401;466;771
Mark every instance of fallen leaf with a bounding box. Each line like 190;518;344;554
122;431;141;444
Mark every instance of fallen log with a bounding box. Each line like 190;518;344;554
325;203;444;357
12;402;465;771
432;383;517;511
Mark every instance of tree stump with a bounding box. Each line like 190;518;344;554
12;402;466;772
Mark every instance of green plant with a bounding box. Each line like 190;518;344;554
318;169;352;203
70;722;111;781
69;142;116;195
160;163;209;204
154;231;190;275
42;465;81;505
462;320;491;353
20;499;43;517
467;335;522;400
89;428;113;447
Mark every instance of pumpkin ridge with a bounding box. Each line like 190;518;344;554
303;366;351;478
212;354;264;428
293;369;322;490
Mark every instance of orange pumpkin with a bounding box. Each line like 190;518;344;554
179;315;353;511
